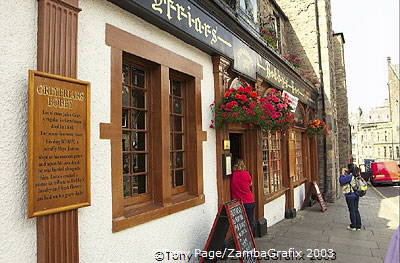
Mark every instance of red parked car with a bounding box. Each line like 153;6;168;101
370;161;400;186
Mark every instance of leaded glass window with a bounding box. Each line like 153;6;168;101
291;131;304;183
122;63;149;198
170;77;186;194
262;131;282;196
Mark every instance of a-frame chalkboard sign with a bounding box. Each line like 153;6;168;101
301;181;327;212
200;200;259;263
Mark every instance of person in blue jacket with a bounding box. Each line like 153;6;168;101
339;168;362;231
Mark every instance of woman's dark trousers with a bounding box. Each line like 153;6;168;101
244;202;256;235
346;196;362;229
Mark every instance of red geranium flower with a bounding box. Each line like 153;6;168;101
250;91;258;98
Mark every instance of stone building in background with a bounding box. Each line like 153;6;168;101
387;57;400;160
349;58;400;164
275;0;350;201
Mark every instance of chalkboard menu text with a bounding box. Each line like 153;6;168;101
201;200;259;263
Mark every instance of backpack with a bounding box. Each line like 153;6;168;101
352;177;368;197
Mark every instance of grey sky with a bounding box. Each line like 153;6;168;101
331;0;399;113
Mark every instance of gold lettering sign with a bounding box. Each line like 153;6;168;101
151;0;231;47
28;70;90;218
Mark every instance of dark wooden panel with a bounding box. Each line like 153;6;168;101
37;210;79;263
212;56;231;206
37;0;80;79
36;0;81;262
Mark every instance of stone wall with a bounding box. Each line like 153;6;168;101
274;0;319;77
275;0;343;201
333;34;350;172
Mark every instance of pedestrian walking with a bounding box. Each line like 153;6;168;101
339;168;362;231
230;159;256;234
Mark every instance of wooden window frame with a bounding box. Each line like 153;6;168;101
256;82;288;203
262;132;286;203
122;55;154;206
291;129;305;186
169;70;201;196
101;24;206;232
290;103;307;186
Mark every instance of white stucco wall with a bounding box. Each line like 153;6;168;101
293;183;306;211
0;1;38;262
76;0;217;262
264;194;285;227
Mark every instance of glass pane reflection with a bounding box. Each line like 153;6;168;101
132;68;144;87
173;98;182;114
132;110;145;130
175;170;184;186
132;153;146;173
122;86;129;106
132;89;145;108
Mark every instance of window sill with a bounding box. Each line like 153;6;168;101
292;178;307;188
264;188;288;204
112;193;205;232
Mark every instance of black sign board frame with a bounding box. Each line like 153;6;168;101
301;181;327;212
201;200;259;263
107;0;318;108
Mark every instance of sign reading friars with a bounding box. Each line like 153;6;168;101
28;70;90;218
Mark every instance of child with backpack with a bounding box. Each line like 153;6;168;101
339;168;362;231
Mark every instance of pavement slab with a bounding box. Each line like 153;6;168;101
254;184;398;263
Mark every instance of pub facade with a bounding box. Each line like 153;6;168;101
0;0;349;262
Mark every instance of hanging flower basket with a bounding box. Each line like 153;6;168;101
258;88;295;132
306;119;329;137
210;82;294;132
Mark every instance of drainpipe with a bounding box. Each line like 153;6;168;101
314;0;328;196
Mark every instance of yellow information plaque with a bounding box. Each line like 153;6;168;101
28;70;90;218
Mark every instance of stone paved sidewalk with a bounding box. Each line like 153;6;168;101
255;186;399;263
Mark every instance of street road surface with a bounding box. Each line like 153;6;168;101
373;185;400;215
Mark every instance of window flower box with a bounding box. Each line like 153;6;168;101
261;26;278;51
283;55;301;69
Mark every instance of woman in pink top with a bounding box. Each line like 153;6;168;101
230;159;256;234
